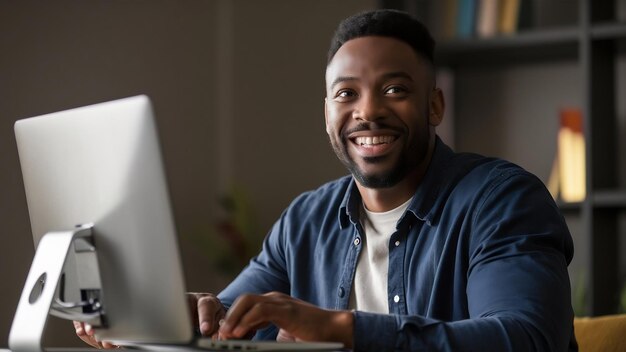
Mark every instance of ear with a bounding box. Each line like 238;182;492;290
428;87;445;127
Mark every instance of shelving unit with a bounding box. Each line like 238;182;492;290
437;27;579;65
582;0;624;316
381;0;625;316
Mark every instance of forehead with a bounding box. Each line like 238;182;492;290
325;36;427;86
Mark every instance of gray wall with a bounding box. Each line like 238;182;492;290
0;0;374;347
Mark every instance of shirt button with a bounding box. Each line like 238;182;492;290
338;287;345;298
394;240;400;247
353;237;361;246
393;295;400;303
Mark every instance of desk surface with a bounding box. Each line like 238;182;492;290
2;350;202;352
2;347;348;352
1;350;106;352
1;348;295;351
3;350;99;352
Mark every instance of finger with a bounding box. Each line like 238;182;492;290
220;294;255;335
86;327;105;346
84;323;95;336
197;296;215;335
73;321;105;349
221;296;274;339
212;307;226;333
73;321;86;336
197;295;225;336
231;302;275;337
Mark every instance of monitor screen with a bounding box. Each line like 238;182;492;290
13;95;193;344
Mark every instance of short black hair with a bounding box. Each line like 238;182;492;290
327;9;435;65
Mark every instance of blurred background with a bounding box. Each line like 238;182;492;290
1;0;625;348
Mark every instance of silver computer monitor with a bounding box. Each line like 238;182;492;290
12;96;344;352
13;95;193;344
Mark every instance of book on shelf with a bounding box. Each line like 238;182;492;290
428;0;534;40
499;0;521;34
554;108;586;203
476;0;499;37
457;0;478;38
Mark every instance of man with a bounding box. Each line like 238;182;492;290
77;9;577;351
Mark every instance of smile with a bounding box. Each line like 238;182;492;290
354;135;396;146
347;134;399;159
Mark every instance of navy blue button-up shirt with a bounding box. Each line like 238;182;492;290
218;138;576;351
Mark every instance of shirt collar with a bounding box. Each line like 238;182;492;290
338;180;360;229
402;136;455;226
338;136;459;229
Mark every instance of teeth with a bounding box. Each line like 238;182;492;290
355;136;394;146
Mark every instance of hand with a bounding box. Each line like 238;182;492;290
187;292;227;338
73;320;120;349
218;292;353;348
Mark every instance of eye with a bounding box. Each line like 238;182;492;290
334;89;357;101
384;86;407;95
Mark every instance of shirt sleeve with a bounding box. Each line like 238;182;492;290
354;171;576;351
217;213;290;308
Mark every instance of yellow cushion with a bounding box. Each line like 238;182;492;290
574;314;626;352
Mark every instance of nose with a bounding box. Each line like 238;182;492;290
352;92;386;122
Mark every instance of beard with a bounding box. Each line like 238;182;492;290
329;120;431;189
338;145;410;188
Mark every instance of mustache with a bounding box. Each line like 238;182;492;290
344;122;404;136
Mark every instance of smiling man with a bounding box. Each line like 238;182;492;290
77;9;577;351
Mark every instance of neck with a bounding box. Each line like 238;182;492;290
356;137;436;213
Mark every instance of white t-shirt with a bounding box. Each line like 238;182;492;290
349;197;412;313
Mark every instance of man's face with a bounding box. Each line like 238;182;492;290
325;36;440;188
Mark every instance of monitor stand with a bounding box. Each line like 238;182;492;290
9;224;106;352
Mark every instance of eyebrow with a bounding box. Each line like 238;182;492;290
329;71;414;90
382;71;414;82
329;76;357;90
